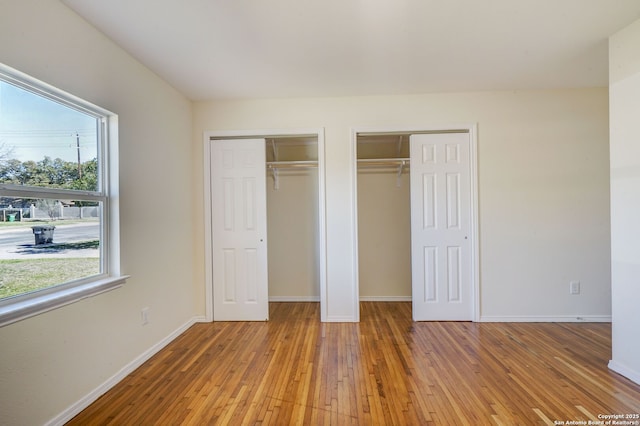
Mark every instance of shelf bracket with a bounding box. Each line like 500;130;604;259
270;139;280;190
396;159;405;187
272;167;280;190
270;139;278;161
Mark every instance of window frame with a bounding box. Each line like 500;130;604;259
0;63;127;327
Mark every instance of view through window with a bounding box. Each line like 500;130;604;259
0;78;103;302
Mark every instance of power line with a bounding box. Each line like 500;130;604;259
0;130;95;138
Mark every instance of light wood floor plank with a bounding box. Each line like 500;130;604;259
67;302;640;425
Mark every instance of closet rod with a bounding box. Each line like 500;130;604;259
357;158;410;167
266;160;318;169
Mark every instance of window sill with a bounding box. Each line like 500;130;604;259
0;275;129;328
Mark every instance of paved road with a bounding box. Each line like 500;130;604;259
0;222;100;259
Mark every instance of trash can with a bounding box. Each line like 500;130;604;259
32;226;55;245
7;213;16;222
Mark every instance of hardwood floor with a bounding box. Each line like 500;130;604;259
68;303;640;425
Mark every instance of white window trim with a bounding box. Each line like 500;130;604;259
0;63;127;327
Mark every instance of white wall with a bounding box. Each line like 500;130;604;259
609;18;640;385
0;1;195;425
358;171;411;299
193;88;611;322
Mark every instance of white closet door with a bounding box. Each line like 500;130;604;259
211;139;269;321
410;133;472;321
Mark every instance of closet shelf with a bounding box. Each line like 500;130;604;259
267;161;317;190
357;157;410;188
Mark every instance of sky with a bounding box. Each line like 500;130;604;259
0;80;98;164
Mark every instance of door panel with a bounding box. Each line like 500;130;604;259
410;133;472;321
211;139;268;321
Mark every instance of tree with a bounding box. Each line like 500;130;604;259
0;156;97;190
70;158;98;192
1;155;99;209
36;198;61;221
0;141;14;169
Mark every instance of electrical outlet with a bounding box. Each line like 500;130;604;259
141;307;150;325
570;281;580;295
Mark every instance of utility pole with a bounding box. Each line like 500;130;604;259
76;132;82;179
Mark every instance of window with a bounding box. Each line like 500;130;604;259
0;63;125;326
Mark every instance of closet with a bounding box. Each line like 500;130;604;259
356;134;412;301
265;137;320;301
207;133;323;321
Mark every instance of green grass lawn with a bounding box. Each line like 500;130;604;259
0;258;100;299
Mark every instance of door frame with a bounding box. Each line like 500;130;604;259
350;124;479;322
204;128;327;321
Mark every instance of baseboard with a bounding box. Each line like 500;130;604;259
480;315;612;323
269;296;320;302
324;315;359;322
193;315;209;323
46;316;202;426
608;360;640;385
359;296;412;302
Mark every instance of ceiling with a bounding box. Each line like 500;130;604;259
62;0;640;101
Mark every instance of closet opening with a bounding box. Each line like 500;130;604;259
204;129;326;322
356;133;413;304
353;127;479;322
266;136;320;303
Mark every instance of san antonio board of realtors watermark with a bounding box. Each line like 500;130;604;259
554;413;640;425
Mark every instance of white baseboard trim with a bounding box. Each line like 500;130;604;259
46;316;202;426
609;360;640;385
193;315;209;323
269;296;320;302
359;296;412;302
480;315;612;323
324;316;359;322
